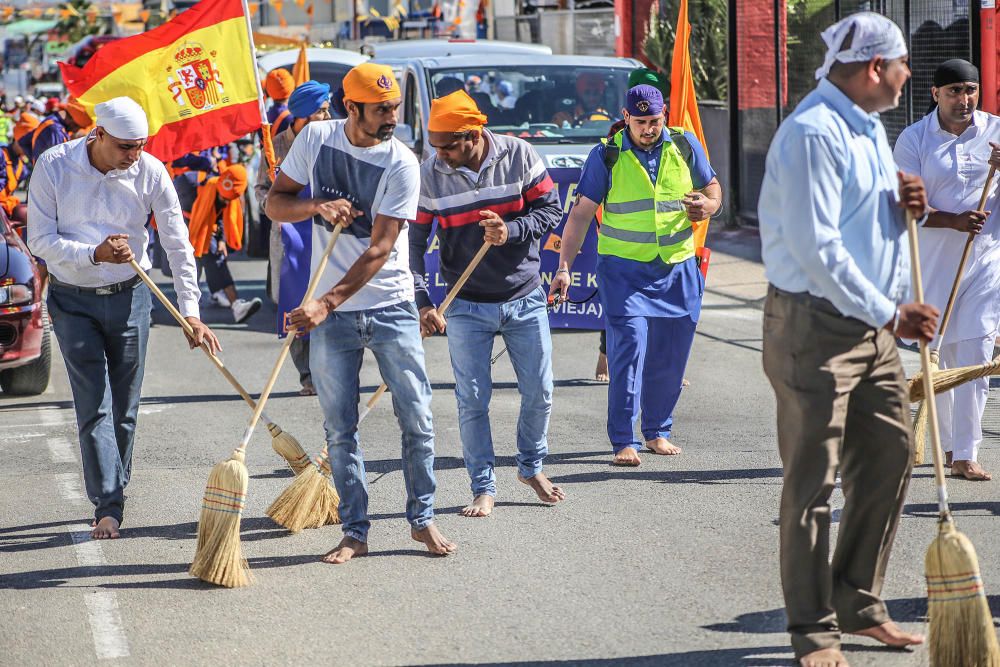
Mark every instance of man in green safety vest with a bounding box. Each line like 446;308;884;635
550;84;722;466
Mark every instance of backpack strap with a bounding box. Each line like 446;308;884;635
667;127;693;168
602;134;621;172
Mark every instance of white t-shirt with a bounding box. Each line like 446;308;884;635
280;119;420;311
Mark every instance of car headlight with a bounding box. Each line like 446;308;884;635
0;284;32;306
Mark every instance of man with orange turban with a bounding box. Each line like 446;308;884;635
24;98;89;165
174;163;262;323
551;71;612;127
1;115;34;217
412;89;565;518
267;62;456;564
264;68;295;138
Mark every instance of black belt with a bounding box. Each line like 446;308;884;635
49;274;142;295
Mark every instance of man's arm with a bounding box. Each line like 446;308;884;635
548;194;599;300
288;215;404;331
409;172;436;311
26;158;96;268
505;151;563;243
266;171;360;225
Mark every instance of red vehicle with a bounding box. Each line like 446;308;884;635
0;210;50;395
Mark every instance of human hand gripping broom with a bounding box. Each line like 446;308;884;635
909;166;996;465
128;260;320;476
188;221;345;588
905;211;1000;666
265;239;493;533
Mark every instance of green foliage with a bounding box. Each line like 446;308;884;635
785;0;837;109
642;0;728;102
54;0;105;44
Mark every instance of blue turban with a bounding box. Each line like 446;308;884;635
288;80;331;120
625;84;663;117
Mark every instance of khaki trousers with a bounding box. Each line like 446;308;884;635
761;285;913;658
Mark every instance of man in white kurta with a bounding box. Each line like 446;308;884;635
894;59;1000;481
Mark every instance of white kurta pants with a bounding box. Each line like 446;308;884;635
934;334;996;461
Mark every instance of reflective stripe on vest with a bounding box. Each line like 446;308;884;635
598;128;695;264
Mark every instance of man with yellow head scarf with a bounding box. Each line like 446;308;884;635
173;163;262;323
266;62;456;563
411;89;565;518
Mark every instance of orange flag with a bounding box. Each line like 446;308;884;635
542;233;562;253
292;42;310;87
59;0;264;162
667;0;710;249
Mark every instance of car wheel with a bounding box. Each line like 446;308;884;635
0;307;52;396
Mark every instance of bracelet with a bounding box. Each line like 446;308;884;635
555;268;570;275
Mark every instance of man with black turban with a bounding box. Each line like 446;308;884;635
894;58;1000;481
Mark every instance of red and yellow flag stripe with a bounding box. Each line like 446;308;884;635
59;0;261;161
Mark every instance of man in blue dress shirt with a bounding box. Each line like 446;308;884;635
758;13;937;667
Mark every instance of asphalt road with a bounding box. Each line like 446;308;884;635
3;232;999;666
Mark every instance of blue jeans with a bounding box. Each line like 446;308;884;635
606;314;696;453
47;281;151;524
445;286;553;497
310;301;436;543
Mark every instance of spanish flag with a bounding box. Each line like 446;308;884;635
668;0;710;249
59;0;261;162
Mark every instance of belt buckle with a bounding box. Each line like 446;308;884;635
96;286;114;296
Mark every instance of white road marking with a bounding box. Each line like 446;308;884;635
54;472;86;501
47;437;76;464
68;525;105;567
0;418;73;429
84;593;131;660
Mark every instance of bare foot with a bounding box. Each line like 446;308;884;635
951;460;992;481
682;378;690;387
517;472;566;504
646;437;682;455
321;536;368;564
595;352;609;382
411;523;456;556
91;516;120;539
460;495;495;518
850;621;924;649
799;648;849;667
612;448;641;467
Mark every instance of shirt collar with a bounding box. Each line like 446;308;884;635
622;128;668;153
816;78;879;138
929;107;984;136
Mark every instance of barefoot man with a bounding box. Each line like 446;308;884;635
894;58;1000;482
758;13;932;667
410;90;565;517
266;63;455;562
27;97;220;539
549;84;721;466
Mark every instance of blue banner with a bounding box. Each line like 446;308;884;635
421;166;604;330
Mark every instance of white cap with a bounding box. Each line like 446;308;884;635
94;96;149;140
815;12;907;81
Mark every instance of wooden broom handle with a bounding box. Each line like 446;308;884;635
935;165;996;348
242;223;344;446
359;241;492;419
130;260;266;415
905;213;950;517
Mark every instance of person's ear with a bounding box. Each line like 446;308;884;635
869;57;884;83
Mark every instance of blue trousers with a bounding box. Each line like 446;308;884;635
606;314;697;452
47;282;151;524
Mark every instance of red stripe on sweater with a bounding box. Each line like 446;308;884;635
436;197;525;229
524;175;554;202
414;210;434;224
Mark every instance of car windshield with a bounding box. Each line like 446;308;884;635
427;65;631;144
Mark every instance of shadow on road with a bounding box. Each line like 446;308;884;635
551;467;783;486
903;500;1000;518
420;645;794;666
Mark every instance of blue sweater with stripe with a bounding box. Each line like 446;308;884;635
409;131;562;308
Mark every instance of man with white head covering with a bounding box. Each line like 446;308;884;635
894;59;1000;482
758;13;932;667
27;96;221;540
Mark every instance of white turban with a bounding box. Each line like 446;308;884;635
815;12;907;81
94;97;149;140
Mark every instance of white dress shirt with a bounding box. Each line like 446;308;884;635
894;109;1000;345
27;137;201;318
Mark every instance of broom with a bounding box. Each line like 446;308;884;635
189;222;344;587
267;239;493;532
129;260;314;474
906;211;1000;665
910;166;996;465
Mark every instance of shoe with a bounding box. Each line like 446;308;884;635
211;290;232;308
232;297;262;323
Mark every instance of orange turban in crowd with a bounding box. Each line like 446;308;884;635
187;164;247;257
264;68;295;100
342;63;400;104
428;90;488;133
64;97;93;131
13;113;39;142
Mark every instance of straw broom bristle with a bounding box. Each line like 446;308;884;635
267;423;311;475
319;452;340;525
913;399;928;466
266;461;329;532
926;521;1000;666
189;448;251;588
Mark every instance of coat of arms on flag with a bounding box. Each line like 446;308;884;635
169;43;224;114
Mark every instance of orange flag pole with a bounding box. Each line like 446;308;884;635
239;0;277;178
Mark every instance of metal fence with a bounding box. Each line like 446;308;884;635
494;8;615;56
733;0;973;223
